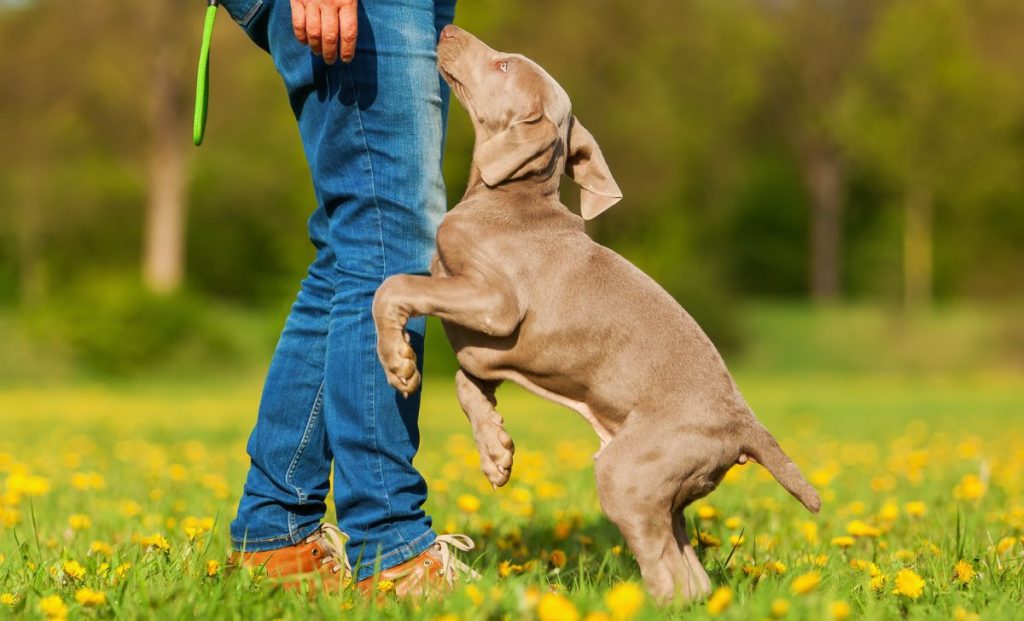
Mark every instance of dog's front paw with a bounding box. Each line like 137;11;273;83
378;330;420;397
474;419;515;488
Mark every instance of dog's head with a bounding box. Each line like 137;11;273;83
438;26;622;219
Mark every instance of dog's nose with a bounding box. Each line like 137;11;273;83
440;24;459;40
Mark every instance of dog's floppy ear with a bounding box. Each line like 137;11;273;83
566;116;622;219
476;112;559;187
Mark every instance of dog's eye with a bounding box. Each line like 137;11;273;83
496;60;508;73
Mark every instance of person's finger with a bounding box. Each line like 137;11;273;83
290;0;307;44
306;7;322;57
338;0;358;63
320;6;339;64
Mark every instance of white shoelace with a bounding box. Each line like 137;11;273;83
432;533;481;586
306;523;352;574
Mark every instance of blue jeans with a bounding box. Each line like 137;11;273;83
219;0;455;580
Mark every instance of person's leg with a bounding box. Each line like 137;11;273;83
313;1;454;579
229;205;334;552
222;0;456;578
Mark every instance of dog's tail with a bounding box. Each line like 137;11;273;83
740;418;821;513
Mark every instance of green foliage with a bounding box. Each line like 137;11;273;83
1;0;1023;325
25;277;240;377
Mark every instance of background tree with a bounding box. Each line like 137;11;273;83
766;0;879;302
836;0;1021;310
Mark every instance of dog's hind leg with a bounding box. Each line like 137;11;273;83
672;511;712;597
456;369;514;488
594;423;713;604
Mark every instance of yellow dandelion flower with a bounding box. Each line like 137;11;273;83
67;514;91;531
9;474;51;497
846;520;881;538
604;582;644;621
796;553;827;567
181;516;215;542
798;521;819;545
553;520;573;540
0;592;20;607
706;587;732;616
137;533;171;553
697;531;721;548
61;560;86;581
498;560;523;577
206;560;220;577
810;468;835;487
696;505;717;521
74;588;106;607
996;537;1016;555
457;494;481;514
464;584;484;606
38;595;67;619
953;606;980;621
767;560;788;575
770;598;790;618
0;508;19;528
70;472;105;491
550;549;567;569
892;568;925;599
610;545;622;556
870;475;896;492
870;574;888;593
953;560;975;585
879;501;900;522
725;516;743;530
791;571;821;595
830;601;851;621
905;501;927;518
538;592;579;621
89;541;113;556
118;500;142;518
114;563;132;579
729;534;746;546
584;613;612;621
832;536;855;549
953;474;986;501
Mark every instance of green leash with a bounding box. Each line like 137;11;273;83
193;0;218;146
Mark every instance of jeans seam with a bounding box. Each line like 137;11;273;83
240;0;263;26
341;62;406;551
284;380;325;539
235;532;291;544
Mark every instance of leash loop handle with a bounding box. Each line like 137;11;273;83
193;1;218;146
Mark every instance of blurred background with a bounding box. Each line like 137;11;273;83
1;0;1022;385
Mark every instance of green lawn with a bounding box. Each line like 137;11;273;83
1;367;1022;619
0;302;1021;619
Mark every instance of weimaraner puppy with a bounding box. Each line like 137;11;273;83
372;25;821;603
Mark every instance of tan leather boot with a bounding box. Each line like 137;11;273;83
227;523;351;593
355;533;479;600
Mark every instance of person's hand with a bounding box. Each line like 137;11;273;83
290;0;358;64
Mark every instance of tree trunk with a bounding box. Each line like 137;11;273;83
142;2;190;295
802;147;844;302
903;183;933;312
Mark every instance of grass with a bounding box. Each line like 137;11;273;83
0;304;1022;619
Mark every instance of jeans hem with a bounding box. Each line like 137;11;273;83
352;528;436;582
230;520;323;553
